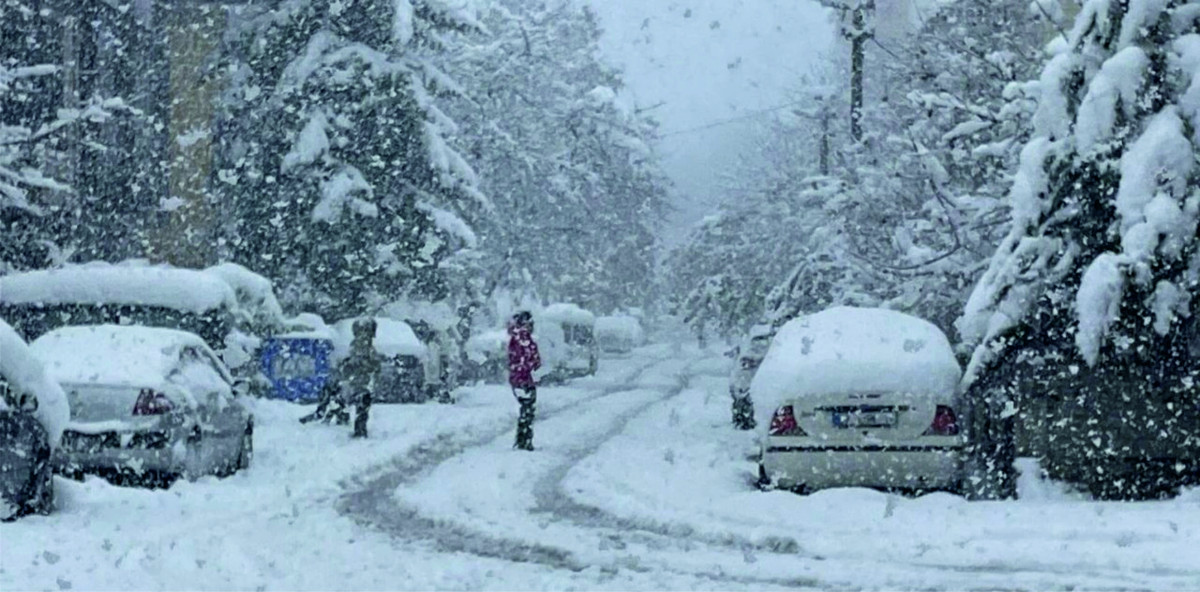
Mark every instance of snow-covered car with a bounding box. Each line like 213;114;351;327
0;262;287;391
334;317;435;404
728;323;774;430
462;329;509;384
31;325;254;484
0;320;69;520
595;315;646;354
753;307;964;494
537;303;599;382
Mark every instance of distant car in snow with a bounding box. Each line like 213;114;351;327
595;315;646;354
462;329;509;384
31;325;254;486
728;324;774;430
537;303;599;383
0;320;69;520
334;317;436;404
753;307;965;494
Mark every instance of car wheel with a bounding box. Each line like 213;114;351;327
236;423;253;471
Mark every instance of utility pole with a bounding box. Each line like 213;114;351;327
821;0;875;144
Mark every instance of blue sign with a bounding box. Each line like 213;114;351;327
260;336;335;403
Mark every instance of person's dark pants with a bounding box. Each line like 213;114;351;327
514;386;536;450
353;390;371;438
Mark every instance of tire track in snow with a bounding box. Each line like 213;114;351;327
339;350;827;590
337;351;677;570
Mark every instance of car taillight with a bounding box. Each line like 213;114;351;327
769;405;806;436
924;405;959;436
133;389;174;415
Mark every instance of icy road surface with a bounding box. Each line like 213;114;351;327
2;340;1198;590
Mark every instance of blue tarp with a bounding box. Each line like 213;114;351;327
260;336;334;403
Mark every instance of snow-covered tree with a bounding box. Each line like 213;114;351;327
1;29;134;273
215;0;486;320
443;1;669;316
957;0;1200;499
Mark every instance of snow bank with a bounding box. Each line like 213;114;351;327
0;319;69;448
0;263;237;314
540;303;595;327
28;325;210;389
749;307;960;421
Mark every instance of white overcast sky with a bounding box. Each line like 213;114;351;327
584;0;837;243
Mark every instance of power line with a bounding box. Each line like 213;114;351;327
654;99;811;138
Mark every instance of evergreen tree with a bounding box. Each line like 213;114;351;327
443;1;669;316
957;0;1200;499
215;0;485;320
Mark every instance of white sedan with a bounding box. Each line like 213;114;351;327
753;307;965;493
30;325;253;485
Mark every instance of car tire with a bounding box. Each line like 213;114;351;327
236;423;253;472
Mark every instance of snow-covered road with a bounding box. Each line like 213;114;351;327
3;339;1198;591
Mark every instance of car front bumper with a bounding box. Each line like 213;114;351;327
762;443;963;491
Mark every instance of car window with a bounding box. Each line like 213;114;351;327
173;347;232;402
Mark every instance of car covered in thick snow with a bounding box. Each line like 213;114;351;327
537;303;598;382
595;315;646;354
753;307;964;494
462;329;509;384
728;323;774;430
0;320;69;520
31;325;254;485
0;261;287;387
334;317;438;404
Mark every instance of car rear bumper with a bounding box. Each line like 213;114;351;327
55;448;183;475
762;444;963;491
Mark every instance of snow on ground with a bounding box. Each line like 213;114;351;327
565;351;1200;590
3;337;1198;591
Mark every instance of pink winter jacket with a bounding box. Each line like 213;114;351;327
507;324;541;388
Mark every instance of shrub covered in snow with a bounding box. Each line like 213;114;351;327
956;0;1200;500
0;320;71;449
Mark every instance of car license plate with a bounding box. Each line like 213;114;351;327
832;410;897;428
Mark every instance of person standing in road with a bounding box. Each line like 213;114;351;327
342;318;381;438
507;311;541;451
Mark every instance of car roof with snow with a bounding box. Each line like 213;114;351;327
0;263;238;314
540;303;595;326
29;324;218;387
332;317;428;360
749;307;961;406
